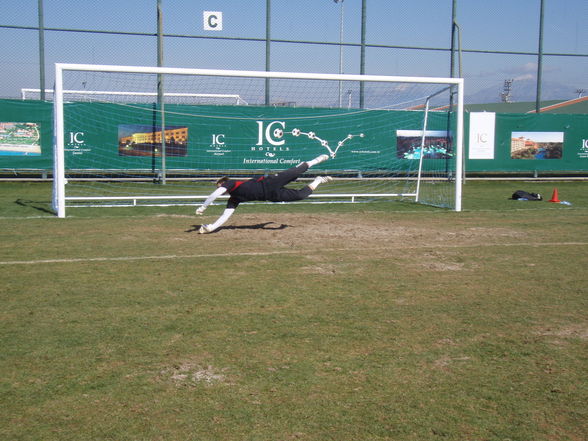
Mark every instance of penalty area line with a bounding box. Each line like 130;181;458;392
0;241;587;266
0;250;303;266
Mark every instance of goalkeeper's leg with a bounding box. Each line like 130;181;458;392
308;175;332;191
267;154;329;189
270;176;332;202
305;154;329;168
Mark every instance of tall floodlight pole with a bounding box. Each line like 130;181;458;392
334;0;345;107
157;0;166;184
359;0;367;108
535;0;545;113
38;0;46;100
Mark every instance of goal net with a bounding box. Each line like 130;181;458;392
52;63;464;217
22;88;248;105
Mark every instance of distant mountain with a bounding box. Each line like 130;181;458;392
466;79;579;104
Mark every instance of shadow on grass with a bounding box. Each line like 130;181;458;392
15;199;54;215
186;222;290;234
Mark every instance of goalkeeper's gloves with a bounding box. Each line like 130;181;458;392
198;224;214;234
195;206;206;215
197;208;234;234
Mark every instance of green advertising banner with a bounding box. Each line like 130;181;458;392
467;112;588;172
60;102;450;173
0;99;53;170
1;99;587;174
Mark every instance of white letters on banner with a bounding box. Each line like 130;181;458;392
256;121;285;146
69;132;85;144
469;112;496;159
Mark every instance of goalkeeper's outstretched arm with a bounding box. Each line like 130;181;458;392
196;186;227;215
198;208;235;234
196;185;235;233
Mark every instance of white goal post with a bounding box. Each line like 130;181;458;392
52;63;464;217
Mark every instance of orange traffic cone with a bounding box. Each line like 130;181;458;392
549;188;560;203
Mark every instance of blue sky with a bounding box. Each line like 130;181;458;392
1;0;586;100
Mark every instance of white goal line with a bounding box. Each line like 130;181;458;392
2;242;586;266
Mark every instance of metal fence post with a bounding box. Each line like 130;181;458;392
265;0;271;105
359;0;367;108
37;0;46;101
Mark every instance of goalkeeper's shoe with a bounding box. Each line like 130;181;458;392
316;176;333;184
198;224;213;234
315;154;329;164
306;154;329;168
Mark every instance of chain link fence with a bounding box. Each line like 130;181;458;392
1;0;586;105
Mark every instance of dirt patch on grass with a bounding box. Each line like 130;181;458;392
433;355;471;370
534;324;588;341
159;362;229;387
192;212;527;252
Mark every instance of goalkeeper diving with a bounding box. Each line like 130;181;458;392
195;154;332;234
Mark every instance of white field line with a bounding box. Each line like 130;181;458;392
1;242;587;266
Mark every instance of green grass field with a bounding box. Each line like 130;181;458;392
1;180;587;441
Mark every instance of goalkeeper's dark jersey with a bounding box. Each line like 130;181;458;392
220;163;312;209
220;176;267;209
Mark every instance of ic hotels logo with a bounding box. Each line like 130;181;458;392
252;120;290;154
579;139;588;158
65;131;91;155
256;121;285;146
207;133;231;156
210;134;225;147
68;131;85;145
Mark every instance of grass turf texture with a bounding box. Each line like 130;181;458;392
0;180;587;441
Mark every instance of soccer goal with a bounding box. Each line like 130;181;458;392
52;63;464;217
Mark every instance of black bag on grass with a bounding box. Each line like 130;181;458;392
511;190;542;201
